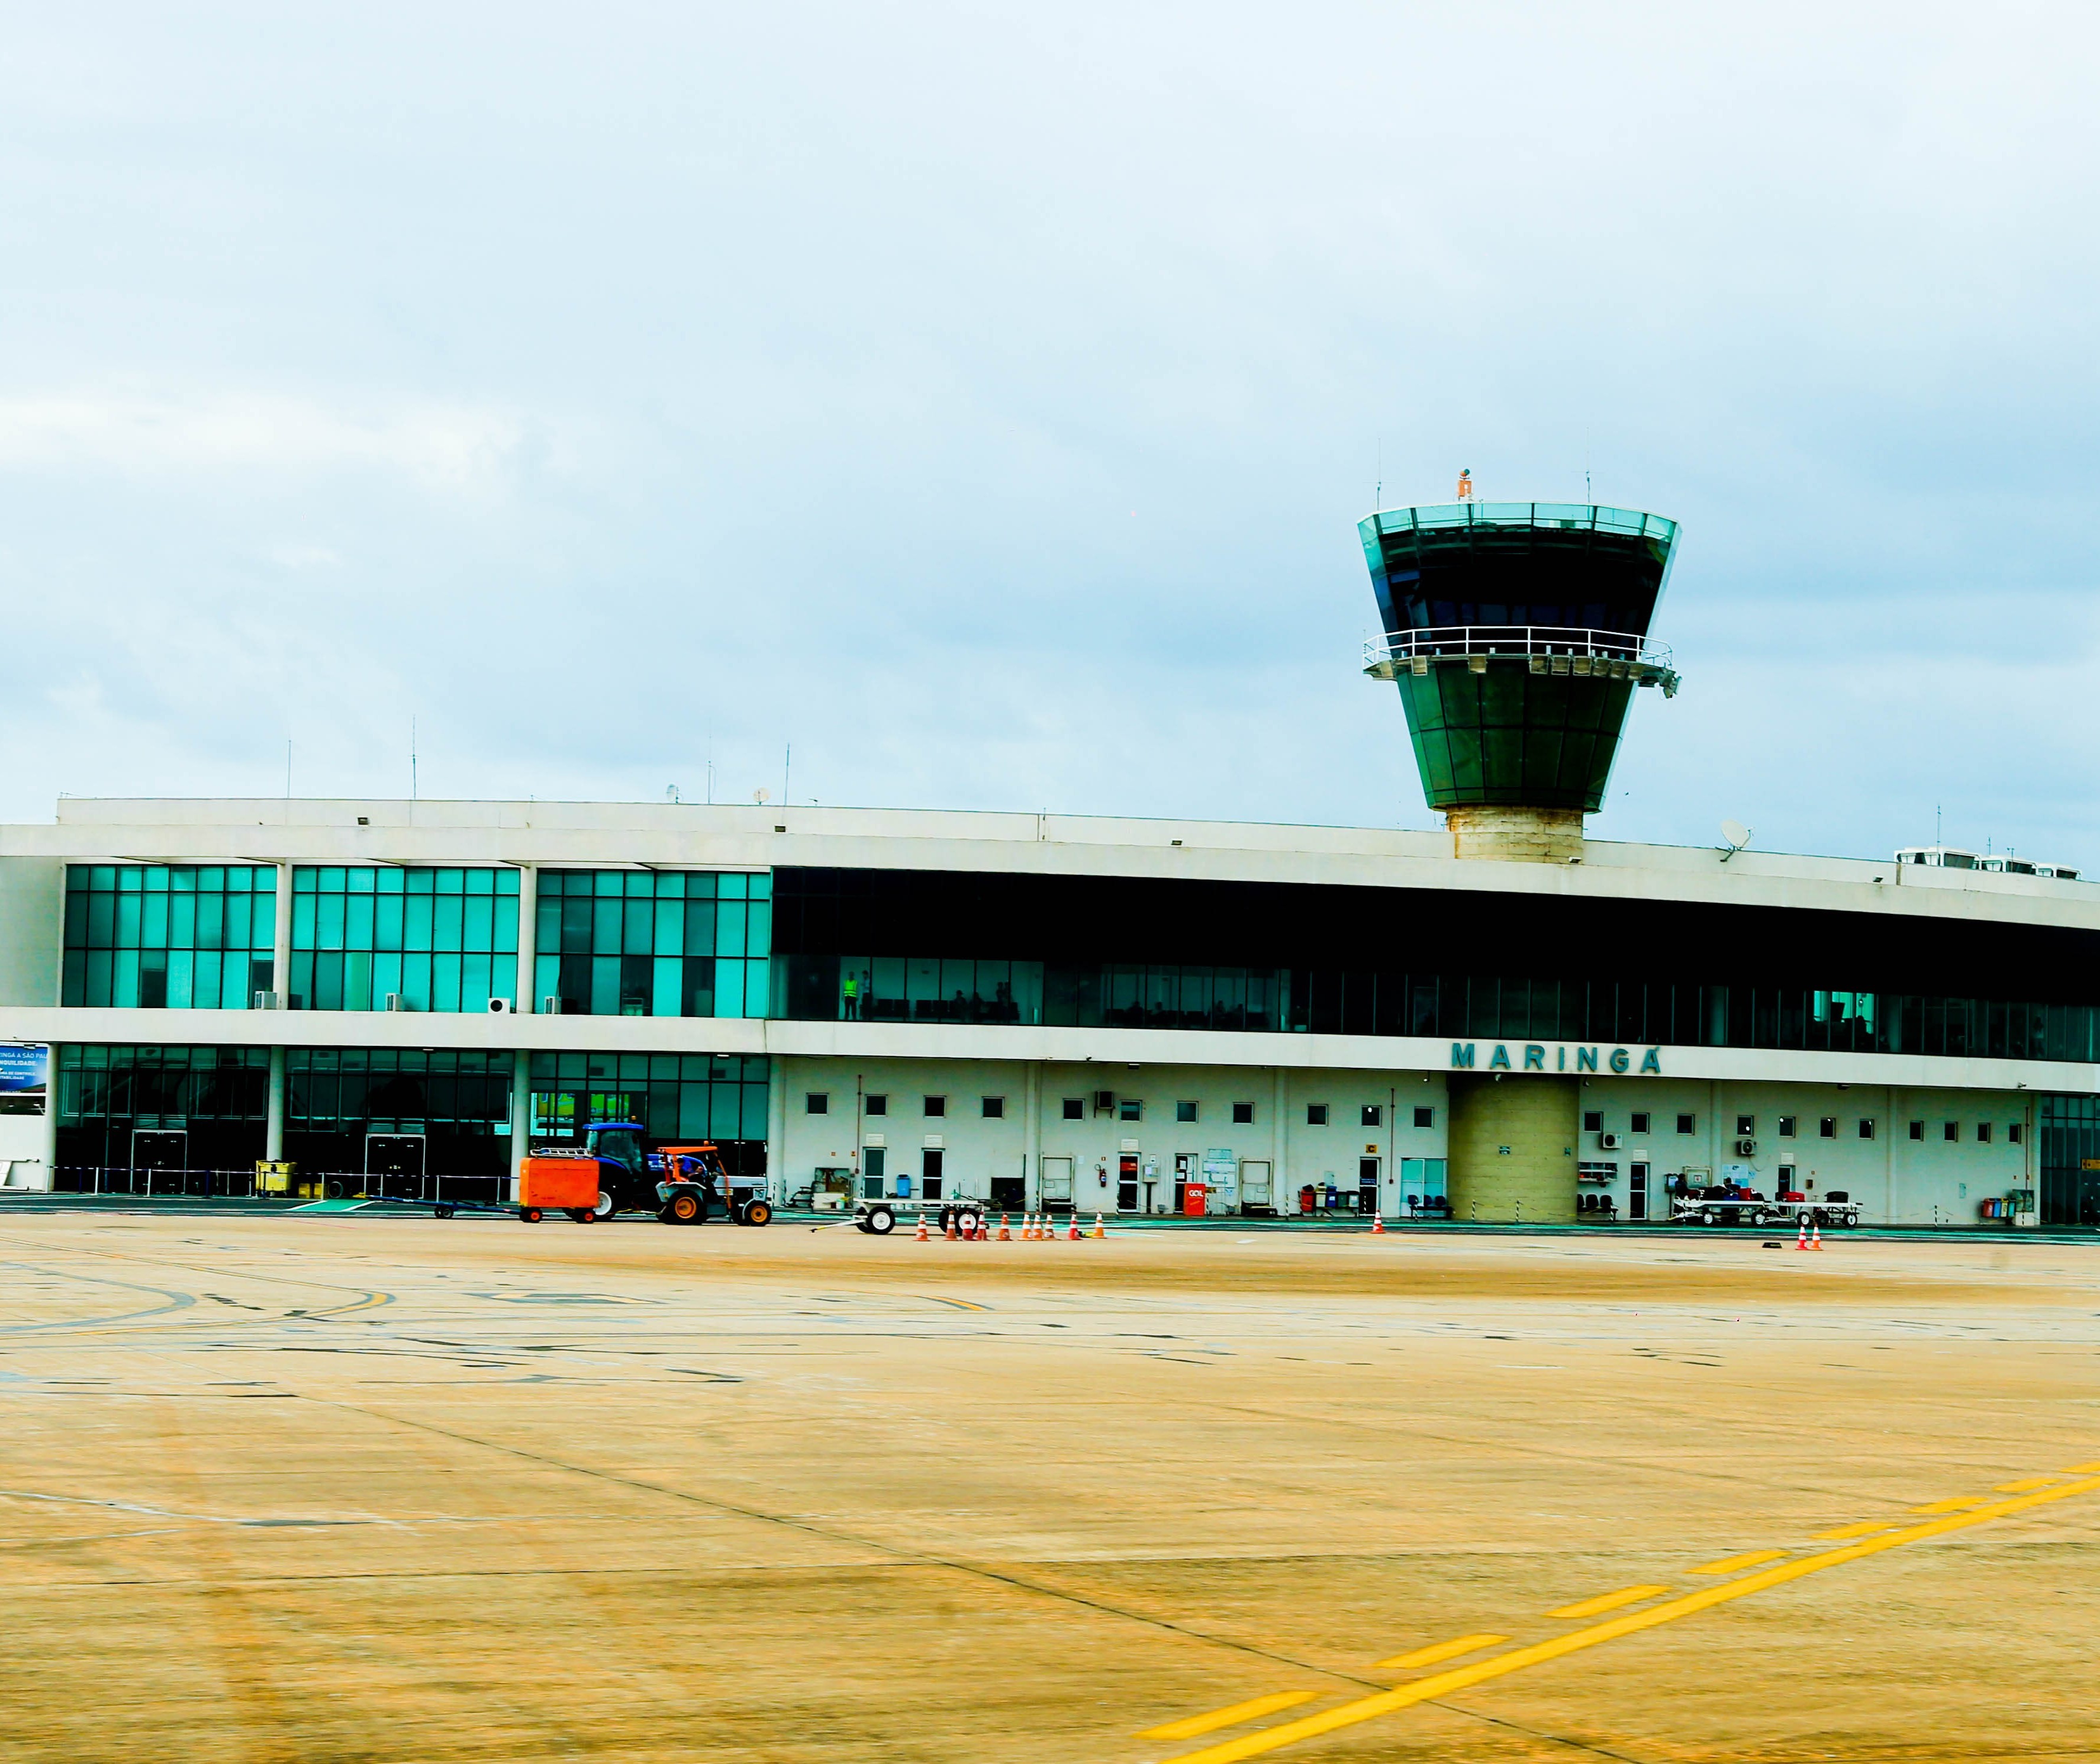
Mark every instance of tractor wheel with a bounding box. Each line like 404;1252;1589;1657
518;1206;542;1224
669;1190;704;1225
743;1199;772;1227
593;1189;616;1219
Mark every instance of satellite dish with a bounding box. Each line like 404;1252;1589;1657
1721;819;1751;848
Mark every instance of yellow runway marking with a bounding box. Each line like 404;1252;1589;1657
2067;1461;2100;1473
1693;1550;1786;1575
1910;1495;1988;1514
1547;1584;1670;1620
1370;1633;1507;1672
1158;1473;2100;1764
1994;1478;2059;1493
1813;1520;1891;1540
1141;1691;1319;1740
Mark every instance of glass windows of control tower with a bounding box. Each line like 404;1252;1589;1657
63;867;278;1009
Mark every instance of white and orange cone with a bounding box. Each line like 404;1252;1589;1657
1067;1217;1083;1240
996;1213;1011;1241
914;1215;930;1242
1370;1211;1386;1235
1092;1212;1106;1239
1795;1215;1809;1251
1811;1218;1824;1251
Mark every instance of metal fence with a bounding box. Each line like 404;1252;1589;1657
52;1167;508;1206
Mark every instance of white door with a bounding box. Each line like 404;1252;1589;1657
1239;1159;1273;1210
1039;1155;1073;1209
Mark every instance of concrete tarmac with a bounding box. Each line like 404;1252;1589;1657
0;1212;2095;1762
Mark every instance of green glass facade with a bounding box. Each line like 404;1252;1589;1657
528;1050;771;1172
289;866;519;1012
2039;1095;2100;1227
285;1048;514;1177
54;1044;269;1171
62;866;277;1009
534;870;771;1018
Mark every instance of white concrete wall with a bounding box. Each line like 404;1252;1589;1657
0;857;63;1007
1573;1077;2035;1225
774;1056;1450;1216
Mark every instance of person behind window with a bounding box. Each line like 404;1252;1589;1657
841;971;859;1020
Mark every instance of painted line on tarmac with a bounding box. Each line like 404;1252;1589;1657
1546;1583;1671;1620
1368;1633;1506;1672
1156;1470;2100;1764
1692;1549;1786;1575
1141;1692;1320;1742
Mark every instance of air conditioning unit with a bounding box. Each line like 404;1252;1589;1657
487;997;511;1014
1093;1090;1115;1115
541;995;562;1015
1598;1132;1622;1150
1735;1138;1757;1156
252;990;281;1011
384;993;402;1012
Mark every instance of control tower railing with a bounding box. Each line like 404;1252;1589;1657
1362;625;1679;697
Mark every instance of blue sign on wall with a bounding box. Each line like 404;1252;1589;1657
0;1044;47;1116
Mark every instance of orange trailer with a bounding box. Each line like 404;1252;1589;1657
517;1154;603;1223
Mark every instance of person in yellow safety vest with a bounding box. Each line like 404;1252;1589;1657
841;971;860;1020
1455;468;1474;501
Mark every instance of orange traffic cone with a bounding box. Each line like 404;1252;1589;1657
914;1215;929;1242
1067;1217;1083;1240
976;1215;989;1241
1810;1219;1824;1251
1795;1215;1808;1250
1092;1212;1106;1239
996;1213;1012;1241
1021;1212;1035;1240
1370;1211;1386;1235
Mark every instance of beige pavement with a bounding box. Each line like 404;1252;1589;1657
0;1212;2095;1762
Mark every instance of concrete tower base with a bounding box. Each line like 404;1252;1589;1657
1447;1075;1580;1224
1445;806;1584;863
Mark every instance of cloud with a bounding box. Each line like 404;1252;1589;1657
0;391;524;493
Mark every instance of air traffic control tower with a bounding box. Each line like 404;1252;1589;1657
1361;498;1681;863
1361;496;1684;1222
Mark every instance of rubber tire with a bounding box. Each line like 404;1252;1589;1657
743;1199;772;1227
865;1205;896;1236
569;1208;595;1223
519;1206;542;1224
954;1208;981;1238
593;1189;616;1219
434;1203;456;1219
669;1191;703;1225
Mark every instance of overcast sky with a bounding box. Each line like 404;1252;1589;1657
4;4;2097;864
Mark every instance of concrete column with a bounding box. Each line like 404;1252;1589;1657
33;1042;58;1191
1448;1074;1579;1224
272;862;294;1007
1022;1060;1041;1211
265;1045;286;1161
765;1051;789;1203
514;864;537;1012
1273;1066;1289;1195
508;1048;531;1202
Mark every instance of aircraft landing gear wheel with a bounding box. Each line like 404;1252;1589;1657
519;1206;542;1224
865;1205;896;1235
743;1199;772;1227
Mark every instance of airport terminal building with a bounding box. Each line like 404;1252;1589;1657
2;500;2096;1228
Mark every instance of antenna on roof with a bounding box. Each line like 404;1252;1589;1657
1718;819;1753;864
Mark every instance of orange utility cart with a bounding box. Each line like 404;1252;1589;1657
517;1153;603;1223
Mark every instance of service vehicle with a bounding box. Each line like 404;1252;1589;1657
653;1142;773;1226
